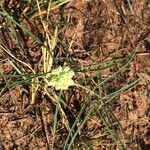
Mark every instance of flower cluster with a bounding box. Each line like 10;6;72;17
46;66;74;90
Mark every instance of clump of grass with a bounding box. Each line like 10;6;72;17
0;0;140;150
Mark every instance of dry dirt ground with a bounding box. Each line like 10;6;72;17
0;0;150;149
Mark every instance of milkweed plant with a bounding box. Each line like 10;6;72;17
46;66;75;90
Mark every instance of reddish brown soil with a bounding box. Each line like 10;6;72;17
0;0;150;149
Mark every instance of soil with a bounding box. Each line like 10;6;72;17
0;0;150;149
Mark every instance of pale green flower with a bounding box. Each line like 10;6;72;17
46;66;74;90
